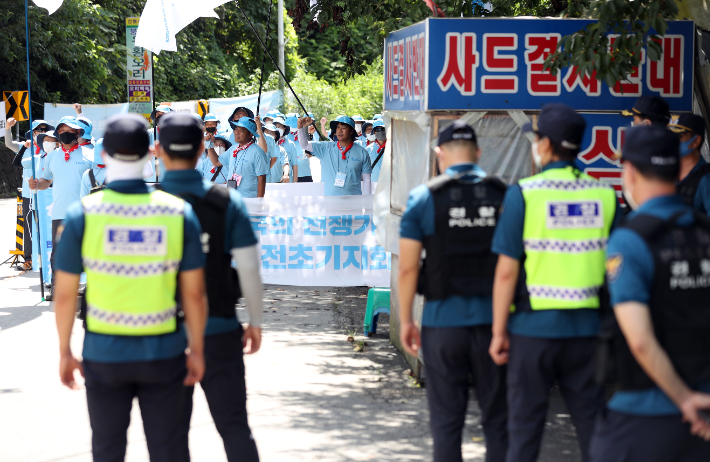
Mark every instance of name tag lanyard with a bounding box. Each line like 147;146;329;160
336;141;354;188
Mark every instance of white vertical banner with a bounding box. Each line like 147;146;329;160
244;194;391;287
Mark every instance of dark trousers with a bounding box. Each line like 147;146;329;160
84;355;192;462
51;219;63;285
22;197;32;260
189;328;259;462
590;409;710;462
421;325;508;462
297;176;313;182
506;335;604;462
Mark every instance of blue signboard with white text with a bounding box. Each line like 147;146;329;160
384;18;694;112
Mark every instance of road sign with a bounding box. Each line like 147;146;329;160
197;100;209;119
4;91;29;121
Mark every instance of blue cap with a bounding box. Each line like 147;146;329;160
230;106;254;121
264;110;283;120
213;134;232;151
31;119;54;131
352;115;364;122
90;138;104;166
373;114;383;121
622;125;679;177
150;105;173;120
204;113;220;123
273;116;287;126
56;116;82;130
233;117;260;138
36;130;57;150
330;115;356;133
76;116;93;138
622;95;670;124
372;120;385;130
361;121;373;133
522;103;585;152
284;113;299;128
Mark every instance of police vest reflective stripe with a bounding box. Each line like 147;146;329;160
516;166;616;311
81;189;185;336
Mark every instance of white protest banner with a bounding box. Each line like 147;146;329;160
263;182;377;198
244;194;391;287
43;103;129;140
164;101;197;114
209;91;283;127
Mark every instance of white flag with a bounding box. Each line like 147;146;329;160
32;0;64;15
135;0;231;54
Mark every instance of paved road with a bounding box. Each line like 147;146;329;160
0;198;582;461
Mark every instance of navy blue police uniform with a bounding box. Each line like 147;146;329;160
669;113;710;216
400;122;508;462
590;126;710;462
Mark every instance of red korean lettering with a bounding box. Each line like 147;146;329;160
482;33;518;94
405;37;413;98
437;33;480;96
648;35;684;97
563;67;601;96
386;42;393;100
578;126;622;166
525;33;561;96
609;35;645;96
399;41;405;98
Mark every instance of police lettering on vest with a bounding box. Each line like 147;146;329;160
610;212;710;390
419;172;506;301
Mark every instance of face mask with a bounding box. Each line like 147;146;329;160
277;128;285;137
375;131;386;142
680;135;698;158
215;146;225;156
58;131;77;144
43;141;58;153
532;140;543;168
205;126;217;134
355;124;363;135
366;133;376;142
622;183;640;210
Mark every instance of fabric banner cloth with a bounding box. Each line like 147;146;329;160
43;103;130;140
209;91;282;128
244;194;391;287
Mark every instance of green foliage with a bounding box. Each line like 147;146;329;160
543;0;680;87
285;60;383;120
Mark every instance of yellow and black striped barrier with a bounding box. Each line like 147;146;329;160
4;191;24;268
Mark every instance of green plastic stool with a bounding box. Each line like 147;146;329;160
364;287;391;335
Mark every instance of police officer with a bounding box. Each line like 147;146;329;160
29;116;93;300
296;115;372;196
399;121;508;462
589;125;710;461
158;112;263;462
52;113;207;462
489;104;620;462
621;95;671;127
668;114;710;215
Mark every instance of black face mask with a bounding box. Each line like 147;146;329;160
206;126;217;133
58;131;77;144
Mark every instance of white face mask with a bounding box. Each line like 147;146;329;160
366;133;376;142
532;140;543;168
215;146;225;156
43;141;58;153
277;128;285;137
622;183;640;210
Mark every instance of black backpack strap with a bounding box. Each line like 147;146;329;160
210;165;223;182
678;164;710;206
89;169;97;189
621;213;671;243
202;184;231;211
481;177;508;193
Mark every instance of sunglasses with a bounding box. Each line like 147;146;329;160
35;127;48;133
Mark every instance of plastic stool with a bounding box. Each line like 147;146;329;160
364;287;391;335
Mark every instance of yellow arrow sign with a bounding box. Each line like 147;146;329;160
3;91;29;121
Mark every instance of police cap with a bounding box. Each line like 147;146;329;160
438;121;477;147
622;125;680;178
668;113;706;140
523;103;585;152
158;113;204;158
102;114;150;161
621;95;670;124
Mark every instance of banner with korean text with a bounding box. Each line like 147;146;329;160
384;18;694;112
244;195;391;287
126;17;153;119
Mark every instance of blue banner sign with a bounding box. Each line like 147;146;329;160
384;18;694;112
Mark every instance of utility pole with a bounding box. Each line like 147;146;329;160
277;0;285;112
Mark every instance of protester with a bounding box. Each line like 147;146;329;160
158;112;263;462
199;134;231;184
668;114;710;215
352;115;365;144
208;117;268;198
52;113;206;461
358;121;373;147
263;109;283;125
145;104;173;182
227;106;255;146
29;116;93;300
79;138;106;198
297;115;372;196
489;104;620;462
203;112;221;152
589;125;710;461
286;113;314;182
274;116;299;182
263;123;290;183
367;120;387;182
399;121;508;462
